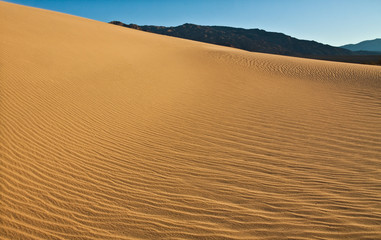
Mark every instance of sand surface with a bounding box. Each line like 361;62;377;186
1;2;381;239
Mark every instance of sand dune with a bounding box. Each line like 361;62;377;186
1;2;381;239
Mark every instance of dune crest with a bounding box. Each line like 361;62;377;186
1;2;381;239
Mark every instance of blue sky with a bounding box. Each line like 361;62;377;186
4;0;381;46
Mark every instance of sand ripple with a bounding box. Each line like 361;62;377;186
1;2;381;239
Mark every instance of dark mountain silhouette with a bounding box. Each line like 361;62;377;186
110;21;351;57
309;54;381;66
109;21;381;65
341;39;381;52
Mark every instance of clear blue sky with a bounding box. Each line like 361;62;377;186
4;0;381;46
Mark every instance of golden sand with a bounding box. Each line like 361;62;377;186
1;2;381;239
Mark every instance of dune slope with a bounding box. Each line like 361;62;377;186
1;2;381;239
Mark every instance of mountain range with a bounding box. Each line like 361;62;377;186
110;21;351;57
110;21;381;65
341;38;381;52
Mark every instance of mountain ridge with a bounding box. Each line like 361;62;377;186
341;38;381;52
110;21;352;57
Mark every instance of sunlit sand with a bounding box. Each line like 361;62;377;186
1;2;381;239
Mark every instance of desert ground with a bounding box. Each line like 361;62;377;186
1;2;381;239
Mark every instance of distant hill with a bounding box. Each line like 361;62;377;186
110;21;352;57
341;39;381;52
